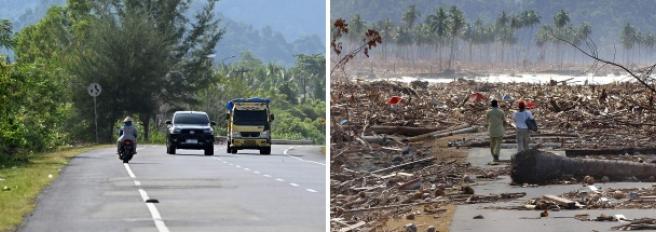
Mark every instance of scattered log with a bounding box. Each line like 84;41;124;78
359;135;403;145
511;149;656;184
370;157;435;174
338;221;366;232
344;200;444;213
565;147;656;157
370;125;441;136
408;126;480;142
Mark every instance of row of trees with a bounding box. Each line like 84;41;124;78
0;0;325;157
340;5;652;69
195;52;325;143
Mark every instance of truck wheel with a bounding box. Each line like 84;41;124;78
226;143;231;153
166;141;176;155
231;148;238;154
204;146;214;156
260;147;271;155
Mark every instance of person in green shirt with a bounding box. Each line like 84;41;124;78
486;100;505;162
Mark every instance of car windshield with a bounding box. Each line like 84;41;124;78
233;110;267;125
174;113;209;125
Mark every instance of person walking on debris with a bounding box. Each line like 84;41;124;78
486;100;505;162
512;101;534;152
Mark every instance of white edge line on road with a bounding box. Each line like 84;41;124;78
124;164;170;232
275;178;285;182
289;183;299;187
263;174;272;178
306;188;318;193
283;146;326;166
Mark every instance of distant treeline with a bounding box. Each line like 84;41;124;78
334;4;656;69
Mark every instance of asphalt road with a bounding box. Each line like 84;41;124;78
19;144;326;232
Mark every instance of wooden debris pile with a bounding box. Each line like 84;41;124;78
330;80;656;231
331;80;656;149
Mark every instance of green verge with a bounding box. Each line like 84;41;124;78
0;145;108;232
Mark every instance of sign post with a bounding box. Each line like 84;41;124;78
87;83;102;143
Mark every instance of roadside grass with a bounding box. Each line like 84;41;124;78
0;145;107;232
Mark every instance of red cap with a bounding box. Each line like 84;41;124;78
518;101;526;109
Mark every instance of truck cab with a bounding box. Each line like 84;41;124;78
226;98;274;155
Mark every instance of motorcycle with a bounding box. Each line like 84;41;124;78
119;140;136;163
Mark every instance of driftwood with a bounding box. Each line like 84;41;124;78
511;150;656;184
543;194;576;209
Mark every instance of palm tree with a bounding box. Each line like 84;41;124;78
348;15;366;42
375;18;396;60
426;7;449;66
447;6;465;70
495;11;511;64
574;23;592;65
400;5;420;60
553;9;570;69
519;10;540;64
621;23;637;64
402;5;420;29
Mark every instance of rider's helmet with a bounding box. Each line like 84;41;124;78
123;116;133;125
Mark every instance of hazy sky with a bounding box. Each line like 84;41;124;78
218;0;326;42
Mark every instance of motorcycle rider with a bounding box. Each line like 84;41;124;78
117;116;138;156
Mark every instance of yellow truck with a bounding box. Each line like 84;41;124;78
226;98;274;155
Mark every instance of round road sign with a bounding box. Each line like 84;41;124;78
87;83;102;97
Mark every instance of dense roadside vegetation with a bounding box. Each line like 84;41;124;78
0;0;325;161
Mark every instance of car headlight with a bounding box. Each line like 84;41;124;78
171;127;181;134
204;128;213;134
261;130;270;137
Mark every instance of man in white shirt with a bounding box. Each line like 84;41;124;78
512;101;533;152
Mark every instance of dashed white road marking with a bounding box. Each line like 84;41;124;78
125;164;136;178
213;157;320;194
283;146;326;166
123;164;169;232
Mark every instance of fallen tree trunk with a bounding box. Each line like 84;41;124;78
565;147;656;157
369;125;441;136
511;150;656;184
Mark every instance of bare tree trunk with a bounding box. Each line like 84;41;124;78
512;150;656;184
